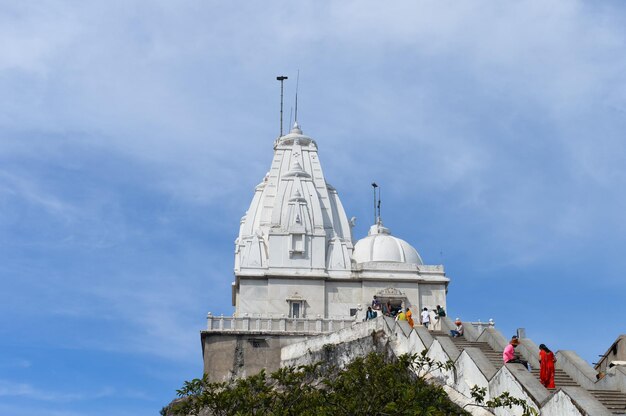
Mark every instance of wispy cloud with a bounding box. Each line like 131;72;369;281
0;170;78;219
0;358;32;369
0;380;116;402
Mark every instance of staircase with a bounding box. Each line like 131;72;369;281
530;368;578;388
446;333;504;369
431;330;626;414
588;390;626;414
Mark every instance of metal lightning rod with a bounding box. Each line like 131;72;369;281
294;70;300;123
371;182;378;225
377;186;381;222
276;75;288;136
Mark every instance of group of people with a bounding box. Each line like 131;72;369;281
368;297;557;389
399;306;446;330
370;296;403;318
419;305;447;331
503;336;556;388
366;296;449;331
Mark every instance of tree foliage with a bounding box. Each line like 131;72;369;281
468;386;539;416
164;351;536;416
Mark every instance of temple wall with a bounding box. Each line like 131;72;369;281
201;331;308;382
325;280;361;318
281;319;387;367
237;278;448;321
238;279;268;316
268;278;325;317
418;283;447;311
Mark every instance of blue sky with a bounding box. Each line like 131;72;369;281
2;1;626;414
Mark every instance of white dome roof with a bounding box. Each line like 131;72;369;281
353;222;423;265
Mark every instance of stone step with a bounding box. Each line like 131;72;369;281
440;333;626;414
590;393;626;402
592;396;626;401
447;337;504;368
530;367;578;388
402;323;626;413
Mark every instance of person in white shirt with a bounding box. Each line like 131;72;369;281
430;308;441;331
420;307;431;329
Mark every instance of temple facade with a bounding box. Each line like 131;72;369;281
201;121;449;381
232;122;449;322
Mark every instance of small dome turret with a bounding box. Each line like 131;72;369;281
352;221;423;265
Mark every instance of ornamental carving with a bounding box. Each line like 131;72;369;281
285;291;305;301
376;287;406;296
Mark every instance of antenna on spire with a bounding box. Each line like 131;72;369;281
294;70;300;123
276;75;288;136
289;106;293;131
371;182;378;224
377;186;382;222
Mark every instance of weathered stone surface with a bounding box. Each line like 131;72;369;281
488;364;545;416
426;339;455;386
516;338;540;369
557;350;598;390
407;327;429;355
477;328;507;354
454;348;497;400
597;365;626;393
281;319;386;367
595;335;626;375
201;331;308;382
436;335;461;362
541;386;613;416
413;325;435;349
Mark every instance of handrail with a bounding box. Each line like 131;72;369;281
467;319;495;332
205;313;356;333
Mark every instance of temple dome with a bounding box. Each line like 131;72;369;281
353;221;423;265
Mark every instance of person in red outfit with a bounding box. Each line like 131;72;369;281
539;344;556;388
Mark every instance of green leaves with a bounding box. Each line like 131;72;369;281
167;352;532;416
469;385;539;416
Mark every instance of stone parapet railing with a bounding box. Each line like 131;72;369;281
597;365;626;393
517;338;541;370
556;350;599;390
469;319;495;334
205;313;356;334
477;327;508;353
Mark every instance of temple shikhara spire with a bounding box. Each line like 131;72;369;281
231;120;448;320
234;121;353;278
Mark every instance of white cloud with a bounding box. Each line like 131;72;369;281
0;380;115;402
0;170;78;219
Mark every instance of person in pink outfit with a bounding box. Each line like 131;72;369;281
503;338;530;370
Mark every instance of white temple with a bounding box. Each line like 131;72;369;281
232;122;449;321
200;115;626;416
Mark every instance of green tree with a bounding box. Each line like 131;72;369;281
164;351;536;416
